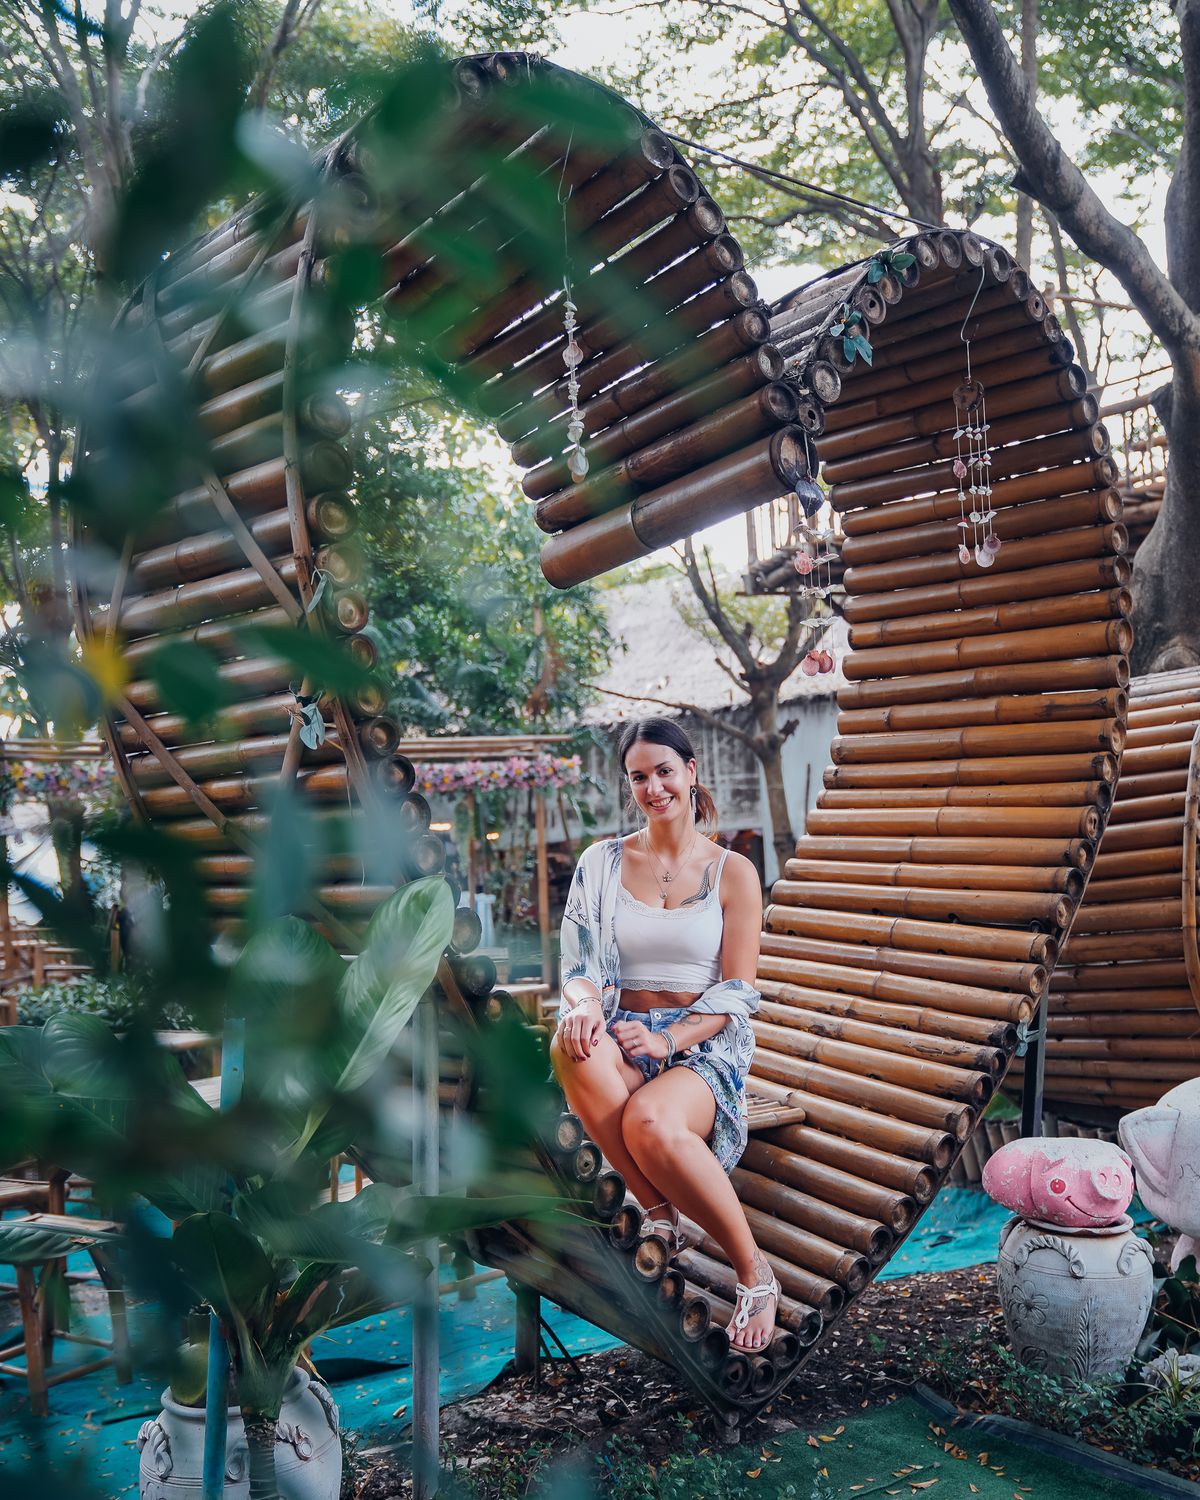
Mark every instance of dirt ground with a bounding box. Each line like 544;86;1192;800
351;1264;1003;1497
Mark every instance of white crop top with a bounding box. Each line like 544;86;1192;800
614;848;729;993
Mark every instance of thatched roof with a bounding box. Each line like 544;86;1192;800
586;576;845;724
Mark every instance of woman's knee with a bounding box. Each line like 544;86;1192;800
622;1099;689;1157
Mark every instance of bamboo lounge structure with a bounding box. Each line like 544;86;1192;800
1008;665;1200;1115
71;52;1133;1420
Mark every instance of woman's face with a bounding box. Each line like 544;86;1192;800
623;740;696;827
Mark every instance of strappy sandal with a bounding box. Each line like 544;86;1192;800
637;1204;687;1256
730;1270;781;1351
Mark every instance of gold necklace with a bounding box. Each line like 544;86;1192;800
641;828;698;903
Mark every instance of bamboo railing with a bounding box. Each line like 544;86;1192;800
69;54;1129;1420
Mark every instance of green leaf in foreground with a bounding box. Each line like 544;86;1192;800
285;878;454;1158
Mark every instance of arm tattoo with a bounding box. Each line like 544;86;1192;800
679;859;717;907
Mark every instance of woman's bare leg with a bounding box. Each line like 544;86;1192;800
621;1067;777;1350
549;1030;672;1215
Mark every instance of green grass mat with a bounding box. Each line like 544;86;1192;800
760;1394;1191;1500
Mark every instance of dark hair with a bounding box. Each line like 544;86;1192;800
617;716;718;831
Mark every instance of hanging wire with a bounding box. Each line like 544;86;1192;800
665;132;945;232
959;256;989;385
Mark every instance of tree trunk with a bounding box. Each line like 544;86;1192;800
1014;0;1038;266
1130;376;1200;671
46;798;87;908
759;742;796;874
748;691;795;870
1130;0;1200;672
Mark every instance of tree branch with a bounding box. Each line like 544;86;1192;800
947;0;1200;360
681;541;760;677
249;0;323;110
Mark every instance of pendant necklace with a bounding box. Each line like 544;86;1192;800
641;828;698;903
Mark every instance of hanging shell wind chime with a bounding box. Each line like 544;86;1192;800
952;380;999;567
952;268;1000;568
792;478;838;676
562;280;588;481
558;146;589;483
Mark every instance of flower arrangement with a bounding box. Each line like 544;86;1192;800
0;758;118;816
415;753;582;796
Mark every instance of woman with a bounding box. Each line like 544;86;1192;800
549;717;779;1352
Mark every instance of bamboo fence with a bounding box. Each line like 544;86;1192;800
1008;664;1200;1113
69;53;1129;1419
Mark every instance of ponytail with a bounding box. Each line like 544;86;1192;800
692;781;718;832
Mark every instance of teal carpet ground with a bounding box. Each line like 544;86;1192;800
0;1188;1161;1494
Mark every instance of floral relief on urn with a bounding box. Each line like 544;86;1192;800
996;1214;1154;1380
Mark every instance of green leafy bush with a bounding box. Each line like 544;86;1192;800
920;1334;1200;1471
13;974;193;1031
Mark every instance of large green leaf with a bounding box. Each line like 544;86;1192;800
170;1212;278;1332
285;879;453;1158
0;1015;224;1220
389;1191;568;1241
0;1220;122;1265
334;879;454;1094
233;1180;403;1264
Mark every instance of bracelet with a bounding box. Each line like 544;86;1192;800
662;1030;676;1064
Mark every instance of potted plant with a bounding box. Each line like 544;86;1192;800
0;877;560;1498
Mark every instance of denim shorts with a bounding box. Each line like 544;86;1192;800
606;1006;750;1172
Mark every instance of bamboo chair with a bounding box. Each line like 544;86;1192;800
71;52;1130;1424
0;1207;130;1417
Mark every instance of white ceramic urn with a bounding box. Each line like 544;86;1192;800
997;1214;1155;1380
137;1368;341;1499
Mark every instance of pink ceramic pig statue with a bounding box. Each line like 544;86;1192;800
981;1136;1134;1227
1119;1077;1200;1273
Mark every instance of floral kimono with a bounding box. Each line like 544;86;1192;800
559;837;758;1170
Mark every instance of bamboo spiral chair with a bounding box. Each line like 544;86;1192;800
1008;665;1200;1117
71;53;1130;1423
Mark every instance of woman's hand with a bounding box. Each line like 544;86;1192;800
557;999;605;1061
610;1018;670;1060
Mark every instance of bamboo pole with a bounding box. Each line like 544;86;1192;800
844;556;1130;627
751;1044;975;1137
758;927;1047;998
846;593;1130;652
757;971;1021;1043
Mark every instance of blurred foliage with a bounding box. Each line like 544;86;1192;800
13;971;192;1029
0;7;621;1490
354;404;609;733
0;0;611;747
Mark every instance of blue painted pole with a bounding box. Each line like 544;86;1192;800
412;995;440;1500
202;1017;245;1500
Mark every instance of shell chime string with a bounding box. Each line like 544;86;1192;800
792;481;839;676
953;262;999;568
558;137;588;482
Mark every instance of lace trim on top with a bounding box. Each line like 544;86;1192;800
616;881;720;918
617;980;709;994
